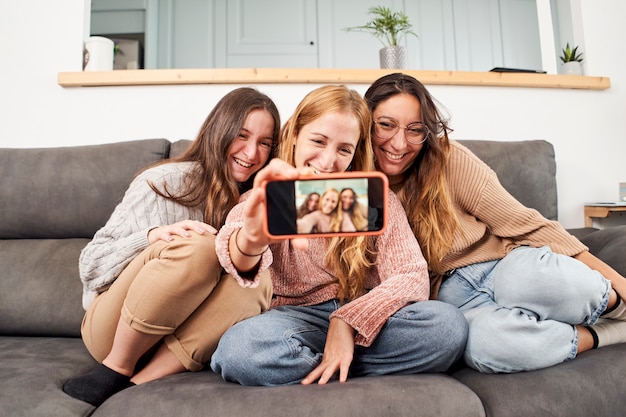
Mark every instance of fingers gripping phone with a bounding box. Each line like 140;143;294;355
264;172;388;239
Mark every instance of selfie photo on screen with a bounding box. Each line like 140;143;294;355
265;174;387;238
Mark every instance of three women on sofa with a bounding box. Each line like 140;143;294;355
67;73;626;400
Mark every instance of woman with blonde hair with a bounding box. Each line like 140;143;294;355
209;84;468;386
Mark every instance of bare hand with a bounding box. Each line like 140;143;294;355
241;159;300;247
147;220;217;244
301;318;355;385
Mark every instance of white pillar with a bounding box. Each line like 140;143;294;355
536;0;558;74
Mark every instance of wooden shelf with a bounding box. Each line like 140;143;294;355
57;68;610;90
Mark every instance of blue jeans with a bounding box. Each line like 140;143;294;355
210;299;468;386
438;246;610;373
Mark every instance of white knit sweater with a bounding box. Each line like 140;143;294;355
78;162;204;309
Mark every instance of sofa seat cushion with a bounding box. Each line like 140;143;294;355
452;343;626;417
0;337;96;417
0;338;486;417
91;371;485;417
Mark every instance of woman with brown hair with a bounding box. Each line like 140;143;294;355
63;87;280;405
338;187;369;231
364;72;626;373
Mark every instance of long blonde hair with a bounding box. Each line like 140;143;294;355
278;85;376;302
365;73;458;275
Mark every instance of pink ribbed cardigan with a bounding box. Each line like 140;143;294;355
216;189;429;347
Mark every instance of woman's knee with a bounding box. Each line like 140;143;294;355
464;309;573;373
417;301;469;349
210;318;273;384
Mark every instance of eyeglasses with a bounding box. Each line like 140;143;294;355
373;117;429;145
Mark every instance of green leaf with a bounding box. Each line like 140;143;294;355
343;5;418;47
559;42;583;63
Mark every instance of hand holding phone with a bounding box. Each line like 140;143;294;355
264;172;388;239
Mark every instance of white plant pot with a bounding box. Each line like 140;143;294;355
379;46;407;69
562;61;583;75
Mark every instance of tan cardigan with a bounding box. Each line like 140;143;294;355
429;141;588;298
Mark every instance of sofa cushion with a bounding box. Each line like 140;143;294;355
92;372;485;417
458;140;557;221
0;337;96;417
0;139;171;239
452;343;626;417
170;139;192;158
576;225;626;276
0;239;87;337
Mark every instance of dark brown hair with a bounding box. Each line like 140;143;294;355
365;73;457;275
151;87;280;228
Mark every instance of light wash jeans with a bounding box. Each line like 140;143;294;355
438;246;610;373
210;299;468;386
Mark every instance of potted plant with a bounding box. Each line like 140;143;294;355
559;42;584;75
344;6;418;69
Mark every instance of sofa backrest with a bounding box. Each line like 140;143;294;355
457;140;558;221
0;139;172;239
0;139;175;337
0;138;558;337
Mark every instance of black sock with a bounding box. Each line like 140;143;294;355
63;363;133;406
586;326;600;349
602;292;625;320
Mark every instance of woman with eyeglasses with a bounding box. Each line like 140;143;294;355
364;72;626;374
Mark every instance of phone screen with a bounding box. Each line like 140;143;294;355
265;172;388;239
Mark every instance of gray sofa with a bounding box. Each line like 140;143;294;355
1;138;624;417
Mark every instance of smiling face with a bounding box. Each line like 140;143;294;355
371;94;425;182
307;193;320;211
320;190;339;214
227;109;275;183
340;189;355;210
293;111;360;173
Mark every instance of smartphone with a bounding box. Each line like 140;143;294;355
264;171;388;239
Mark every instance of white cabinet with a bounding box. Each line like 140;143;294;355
155;0;216;69
217;0;318;68
92;0;543;71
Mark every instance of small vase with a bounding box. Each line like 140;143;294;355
379;46;407;69
562;61;583;75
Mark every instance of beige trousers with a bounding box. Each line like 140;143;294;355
81;232;272;371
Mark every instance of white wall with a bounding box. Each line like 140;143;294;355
1;0;625;229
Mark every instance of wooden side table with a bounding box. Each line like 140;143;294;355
583;204;626;227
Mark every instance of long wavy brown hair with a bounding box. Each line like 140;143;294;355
364;73;458;275
150;87;280;228
278;85;377;302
